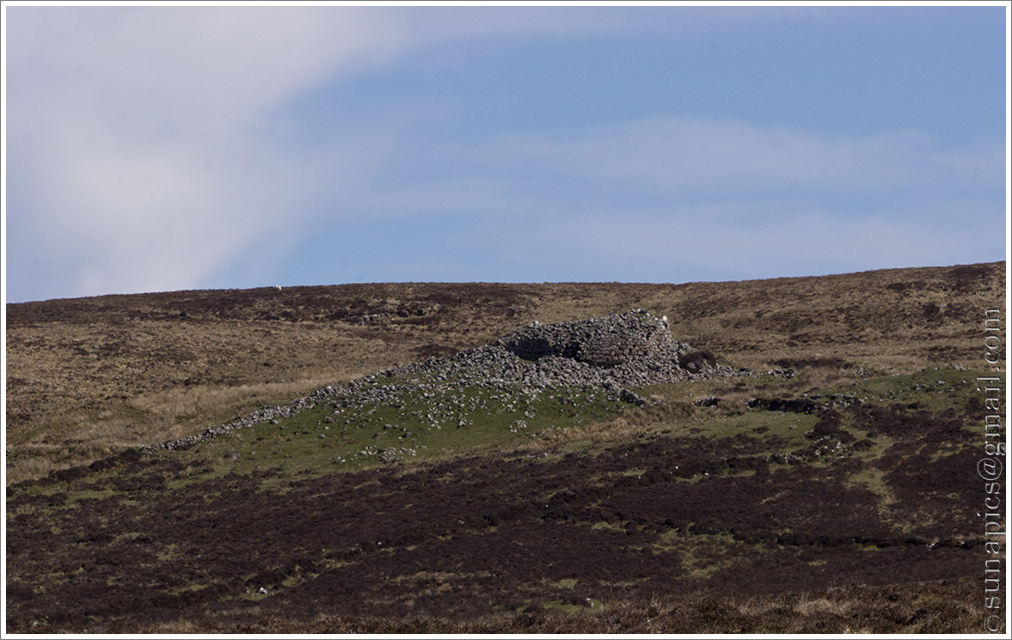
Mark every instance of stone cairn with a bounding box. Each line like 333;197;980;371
142;309;747;453
499;309;682;367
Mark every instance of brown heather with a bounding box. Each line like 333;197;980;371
101;575;982;634
4;262;1006;634
7;263;1002;484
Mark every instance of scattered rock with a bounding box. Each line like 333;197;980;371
141;312;751;453
693;397;720;407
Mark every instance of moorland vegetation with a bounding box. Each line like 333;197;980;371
4;261;1005;633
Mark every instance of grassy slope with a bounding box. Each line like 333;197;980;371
6;262;1002;483
4;262;1007;633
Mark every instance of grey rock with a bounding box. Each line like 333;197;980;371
140;310;753;454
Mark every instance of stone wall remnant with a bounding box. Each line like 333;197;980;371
142;309;739;453
498;309;684;368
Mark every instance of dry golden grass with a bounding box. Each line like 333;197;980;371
6;263;1004;484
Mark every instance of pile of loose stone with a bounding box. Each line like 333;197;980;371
499;308;680;367
142;309;751;453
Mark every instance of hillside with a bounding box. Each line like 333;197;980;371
4;262;1006;633
6;262;1002;483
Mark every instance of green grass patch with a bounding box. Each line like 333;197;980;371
826;367;999;413
65;488;116;503
166;376;633;482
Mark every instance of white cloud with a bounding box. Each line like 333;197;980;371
7;5;705;301
9;7;408;128
502;116;1004;197
4;6;1002;301
6;6;420;299
552;198;1000;283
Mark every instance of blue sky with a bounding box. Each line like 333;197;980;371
3;4;1008;303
